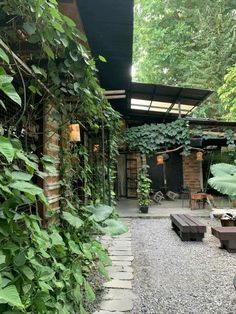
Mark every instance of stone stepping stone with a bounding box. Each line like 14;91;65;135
93;311;124;314
111;260;131;266
110;255;134;261
100;299;133;312
109;250;132;256
104;279;132;289
106;266;133;273
103;288;135;300
109;271;133;280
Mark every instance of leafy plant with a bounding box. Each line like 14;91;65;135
137;165;152;207
208;163;236;198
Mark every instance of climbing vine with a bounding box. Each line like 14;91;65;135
0;1;123;313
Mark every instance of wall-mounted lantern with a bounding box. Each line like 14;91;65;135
156;155;164;165
196;151;203;161
69;123;81;142
93;144;100;153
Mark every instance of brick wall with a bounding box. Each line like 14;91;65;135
182;152;203;193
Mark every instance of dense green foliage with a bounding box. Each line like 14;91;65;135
123;119;236;155
134;0;236;119
0;1;124;313
219;64;236;119
137;165;151;207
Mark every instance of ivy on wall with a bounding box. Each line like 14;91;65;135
0;1;124;313
123;119;236;155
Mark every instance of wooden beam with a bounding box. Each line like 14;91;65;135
103;90;125;95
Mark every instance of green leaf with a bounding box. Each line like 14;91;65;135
10;171;33;181
98;55;107;62
0;75;13;84
0;136;14;162
32;65;47;79
13;252;26;267
20;265;34;280
0;49;9;64
43;44;54;59
23;22;36;35
0;285;24;309
0;100;6;110
9;181;43;195
0;254;6;265
87;204;113;222
61;212;83;229
50;230;64;246
103;219;128;236
84;279;95;302
0;83;21;106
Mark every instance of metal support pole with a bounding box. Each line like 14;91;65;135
101;120;106;204
178;101;181;118
107;130;111;206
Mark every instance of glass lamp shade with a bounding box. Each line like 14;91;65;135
69;124;81;142
196;151;203;161
156;155;164;165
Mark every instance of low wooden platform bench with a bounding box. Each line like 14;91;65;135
212;227;236;253
170;214;206;241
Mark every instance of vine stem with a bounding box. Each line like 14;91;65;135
156;145;204;154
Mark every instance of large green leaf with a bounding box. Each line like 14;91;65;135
103;219;128;236
61;212;83;229
9;181;43;195
83;279;95;302
10;171;33;181
210;163;236;177
0;49;9;64
208;174;236;197
87;204;113;222
0;136;14;163
0;285;24;309
0;84;21;106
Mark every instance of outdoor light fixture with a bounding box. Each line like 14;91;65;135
69;123;81;142
196;151;203;161
93;144;100;153
156;155;164;165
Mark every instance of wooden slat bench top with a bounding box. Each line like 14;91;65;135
212;227;236;252
212;227;236;239
170;214;206;241
170;214;206;232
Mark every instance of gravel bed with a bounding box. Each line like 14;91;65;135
131;218;236;314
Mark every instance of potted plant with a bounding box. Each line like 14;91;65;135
137;165;152;213
208;162;236;226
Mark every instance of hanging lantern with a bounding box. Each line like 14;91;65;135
156;155;164;165
93;144;100;153
196;151;203;161
69;123;81;142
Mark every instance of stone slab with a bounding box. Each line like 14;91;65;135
103;288;135;300
110;255;134;261
111;260;131;266
109;250;132;256
103;279;132;289
100;299;133;312
93;311;124;314
106;266;133;273
109;271;133;280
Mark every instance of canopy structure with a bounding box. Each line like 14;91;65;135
129;82;213;118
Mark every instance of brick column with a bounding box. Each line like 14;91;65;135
182;152;202;193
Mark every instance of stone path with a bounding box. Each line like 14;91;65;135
93;219;135;314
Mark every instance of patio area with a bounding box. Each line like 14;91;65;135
117;198;211;218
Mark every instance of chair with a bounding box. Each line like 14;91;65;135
153;191;165;204
166;190;179;201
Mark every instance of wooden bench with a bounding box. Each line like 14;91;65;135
211;227;236;253
170;214;206;241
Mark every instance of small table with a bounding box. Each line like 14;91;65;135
191;193;211;209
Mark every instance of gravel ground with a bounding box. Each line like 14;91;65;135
131;218;236;314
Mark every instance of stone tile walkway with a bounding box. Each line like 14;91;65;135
93;219;135;314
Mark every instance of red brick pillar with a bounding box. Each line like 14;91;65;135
182;152;202;193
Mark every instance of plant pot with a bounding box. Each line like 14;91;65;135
220;219;236;227
140;206;148;213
